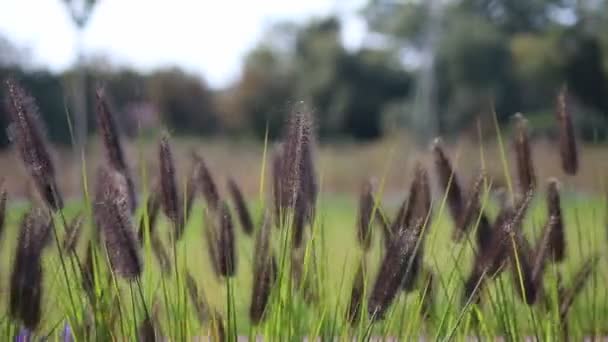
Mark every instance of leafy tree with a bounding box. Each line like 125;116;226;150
147;68;218;135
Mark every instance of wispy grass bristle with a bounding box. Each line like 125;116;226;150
150;233;172;275
513;113;536;196
420;267;435;320
291;246;318;304
375;205;392;251
556;86;578;175
4;79;63;210
10;208;52;330
138;187;161;242
159;134;184;239
346;258;365;325
357;179;374;251
227;177;254;236
94;166;142;279
210;311;226;342
507;229;538;304
62;212;84;254
271;144;284;227
96;88;138;211
186;271;210;323
559;255;599;322
250;211;277;324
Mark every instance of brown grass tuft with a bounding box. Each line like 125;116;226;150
559;255;599;322
546;178;565;261
184;161;199;224
368;224;422;320
357;179;375;251
278;103;317;247
368;164;431;319
4;79;63;210
402;164;432;292
454;171;486;241
192;152;220;212
432;138;465;237
9;208;52;330
507;228;538;305
227;177;254;236
138;187;161;242
204;202;237;278
250;211;277;324
513;113;536;196
556;86;578;175
186;271;210;323
346;258;366;325
138;306;160;342
159;134;184;239
94;166;142;279
96;88;138;211
210;310;226;342
217;201;237;277
465;190;533;303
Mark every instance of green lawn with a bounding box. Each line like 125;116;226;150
1;191;605;340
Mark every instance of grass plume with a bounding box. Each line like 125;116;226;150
96;88;138;211
558;255;599;322
94;166;142;280
346;258;365;325
249;211;277;324
192;152;220;212
357;179;375;251
368;164;431;319
4;79;63;210
159;134;184;239
555;86;578;175
455;171;485;241
513;113;536;196
432;138;464;238
227;177;254;236
186;271;210;323
546;178;565;261
9;208;52;330
278;103;317;246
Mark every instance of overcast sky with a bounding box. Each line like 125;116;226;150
0;0;367;88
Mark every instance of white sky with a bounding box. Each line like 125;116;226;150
0;0;367;88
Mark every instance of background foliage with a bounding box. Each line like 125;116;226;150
1;0;608;147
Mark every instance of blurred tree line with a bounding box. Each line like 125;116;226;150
364;0;608;141
1;0;608;148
